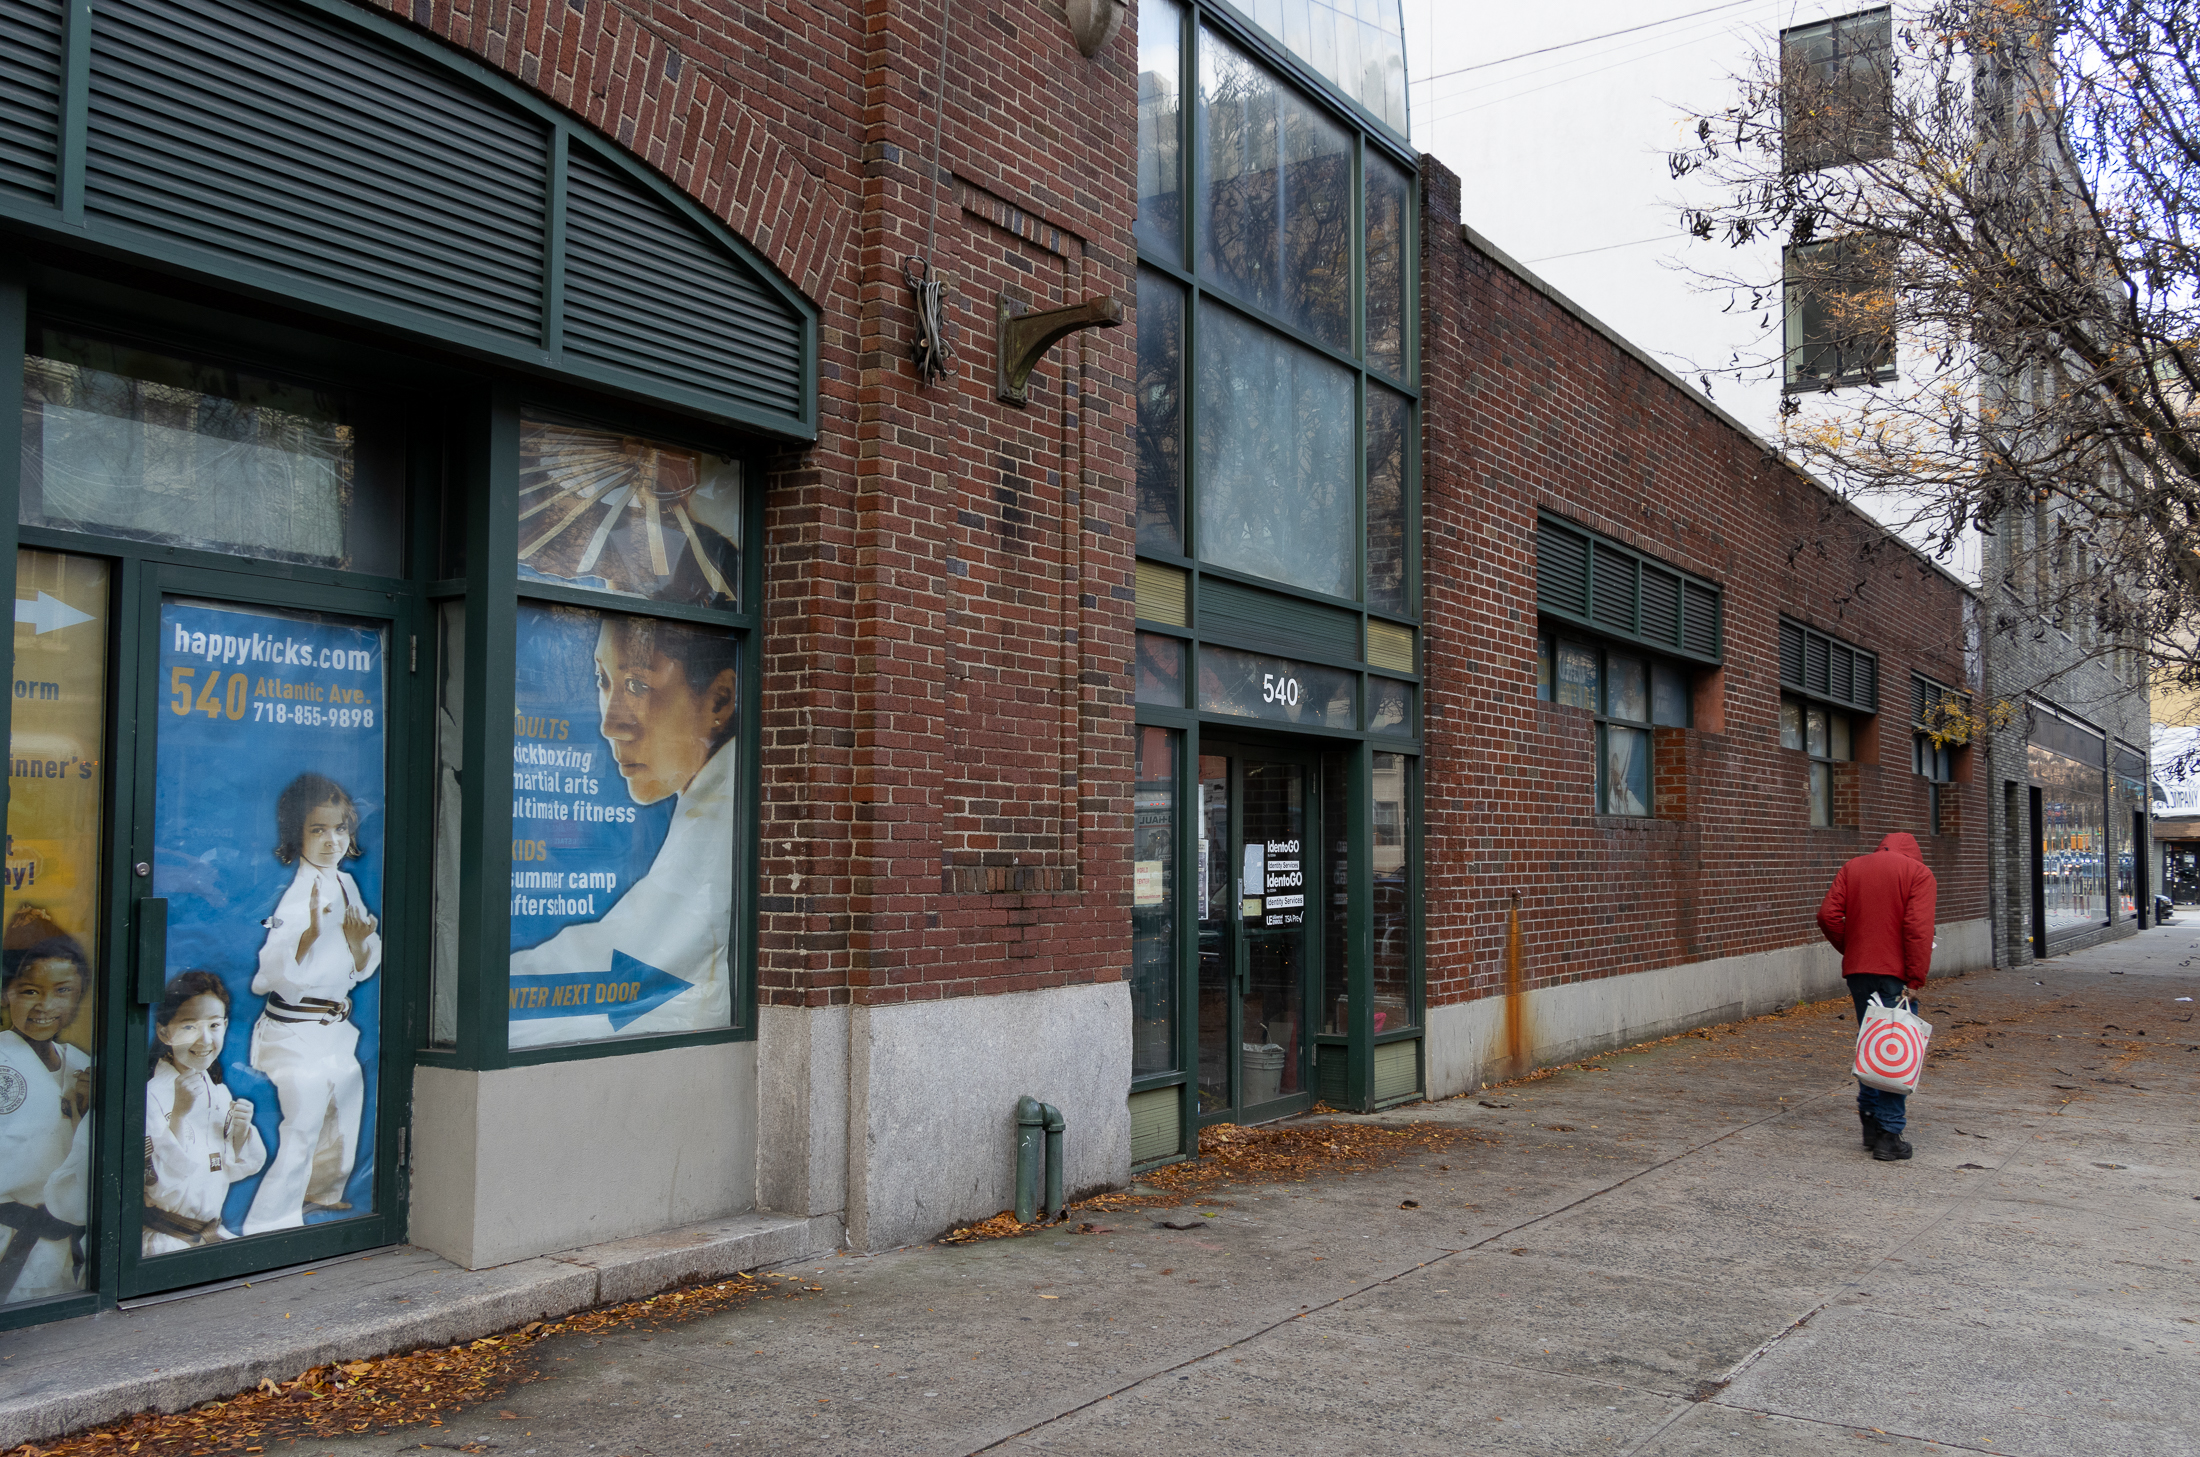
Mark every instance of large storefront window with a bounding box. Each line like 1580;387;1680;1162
21;331;401;574
2;549;108;1310
2032;740;2107;933
1131;1;1420;1126
505;418;746;1050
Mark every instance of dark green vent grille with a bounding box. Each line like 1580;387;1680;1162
87;0;548;345
0;0;816;439
1535;518;1590;619
1779;617;1878;713
0;0;63;203
564;148;806;423
1537;513;1722;664
1682;581;1719;658
1200;575;1359;659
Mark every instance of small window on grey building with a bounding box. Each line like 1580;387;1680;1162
1782;7;1893;172
1785;237;1896;390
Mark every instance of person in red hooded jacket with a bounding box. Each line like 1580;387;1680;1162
1815;831;1936;1161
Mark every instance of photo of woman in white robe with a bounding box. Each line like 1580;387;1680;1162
241;773;380;1236
508;614;738;1048
143;970;264;1254
0;923;92;1304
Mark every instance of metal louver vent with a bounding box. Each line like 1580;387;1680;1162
0;0;816;439
87;0;548;345
1539;513;1722;663
1683;581;1720;658
1780;617;1878;713
1639;566;1681;648
563;147;806;424
0;0;62;202
1591;544;1637;633
1536;518;1590;620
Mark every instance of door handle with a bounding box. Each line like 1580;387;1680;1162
135;897;167;1003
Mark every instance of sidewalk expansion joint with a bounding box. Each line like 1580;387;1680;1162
970;1081;1851;1455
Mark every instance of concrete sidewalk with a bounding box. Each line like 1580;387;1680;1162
9;927;2198;1455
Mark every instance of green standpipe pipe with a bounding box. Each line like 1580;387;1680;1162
1014;1095;1045;1224
1041;1102;1066;1220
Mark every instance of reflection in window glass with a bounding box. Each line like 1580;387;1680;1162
1806;705;1830;758
1135;0;1184;264
1365;156;1410;377
1602;724;1651;816
1830;712;1852;761
1606;654;1647;723
1372;752;1414;1032
1537;636;1553;700
1136;632;1186;706
1809;760;1832;826
1234;0;1410;134
1651;663;1691;726
430;601;463;1047
509;604;740;1048
22;331;399;573
1197;644;1356;729
1367;677;1413;735
1780;694;1804;750
1198;27;1354;351
1554;641;1597;709
2032;742;2106;932
1132;728;1179;1077
3;550;107;1309
1136;269;1186;555
1366;385;1409;613
1194;303;1354;599
1322;749;1349;1035
518;415;742;610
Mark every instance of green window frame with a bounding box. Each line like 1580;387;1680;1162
1779;613;1876;828
1131;1;1422;1131
1535;513;1723;666
425;386;763;1073
1538;632;1694;818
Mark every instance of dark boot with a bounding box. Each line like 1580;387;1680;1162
1870;1126;1913;1161
1859;1110;1882;1148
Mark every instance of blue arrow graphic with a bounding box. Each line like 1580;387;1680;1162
15;592;95;635
508;951;692;1031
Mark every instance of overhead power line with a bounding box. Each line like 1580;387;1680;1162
1410;0;1767;86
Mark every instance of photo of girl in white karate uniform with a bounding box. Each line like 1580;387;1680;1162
0;917;92;1304
143;970;265;1254
241;773;379;1236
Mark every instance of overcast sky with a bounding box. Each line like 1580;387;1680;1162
1396;0;1855;442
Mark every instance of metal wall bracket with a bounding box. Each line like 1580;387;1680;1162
996;294;1123;404
1065;0;1127;57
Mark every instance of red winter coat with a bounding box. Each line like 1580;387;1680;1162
1815;832;1938;988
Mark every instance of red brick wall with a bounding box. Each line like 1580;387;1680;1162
369;0;1141;1011
1418;156;1987;1012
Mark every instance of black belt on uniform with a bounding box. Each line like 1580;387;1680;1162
141;1204;226;1245
0;1200;85;1296
264;993;350;1024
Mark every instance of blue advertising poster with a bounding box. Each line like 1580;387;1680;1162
145;600;385;1253
508;603;739;1048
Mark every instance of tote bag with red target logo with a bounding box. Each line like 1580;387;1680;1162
1853;993;1933;1094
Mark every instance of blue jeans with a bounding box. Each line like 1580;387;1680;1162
1848;973;1911;1135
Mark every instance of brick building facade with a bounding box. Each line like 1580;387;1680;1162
1414;158;1990;1093
0;0;2066;1337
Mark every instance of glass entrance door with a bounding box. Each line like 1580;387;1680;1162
120;576;407;1296
1196;746;1318;1125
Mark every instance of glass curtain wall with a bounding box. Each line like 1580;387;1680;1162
1132;0;1420;1134
2031;742;2107;934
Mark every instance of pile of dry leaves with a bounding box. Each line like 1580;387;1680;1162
6;1272;819;1457
941;1117;1482;1243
